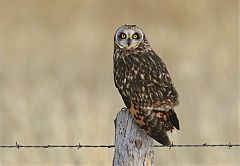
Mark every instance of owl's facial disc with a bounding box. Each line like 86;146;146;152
115;26;144;50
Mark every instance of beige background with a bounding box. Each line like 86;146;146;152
0;0;239;165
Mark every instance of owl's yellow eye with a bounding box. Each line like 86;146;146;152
119;33;126;39
132;33;139;39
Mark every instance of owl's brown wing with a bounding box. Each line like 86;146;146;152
114;51;179;111
114;51;180;145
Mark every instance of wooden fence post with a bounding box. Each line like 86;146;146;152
113;108;154;166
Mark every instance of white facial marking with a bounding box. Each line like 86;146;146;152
115;26;144;50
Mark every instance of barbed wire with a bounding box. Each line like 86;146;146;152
0;142;239;150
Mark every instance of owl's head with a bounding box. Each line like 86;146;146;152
114;24;145;50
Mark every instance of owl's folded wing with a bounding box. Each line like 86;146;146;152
114;52;179;111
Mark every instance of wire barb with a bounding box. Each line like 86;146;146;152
169;141;173;150
77;143;81;150
15;141;20;150
0;142;239;149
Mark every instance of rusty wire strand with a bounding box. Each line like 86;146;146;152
0;142;239;150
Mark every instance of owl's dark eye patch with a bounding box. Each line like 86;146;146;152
132;33;140;39
119;32;126;39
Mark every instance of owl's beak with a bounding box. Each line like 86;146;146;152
127;38;131;46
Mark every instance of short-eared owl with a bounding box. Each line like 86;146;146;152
113;24;180;146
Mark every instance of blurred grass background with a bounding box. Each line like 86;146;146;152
0;0;239;165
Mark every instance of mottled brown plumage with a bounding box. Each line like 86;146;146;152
113;24;180;146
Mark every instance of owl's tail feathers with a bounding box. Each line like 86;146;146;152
143;110;171;146
148;129;171;146
169;109;180;130
130;106;173;146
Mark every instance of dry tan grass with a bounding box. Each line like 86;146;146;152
0;0;239;165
